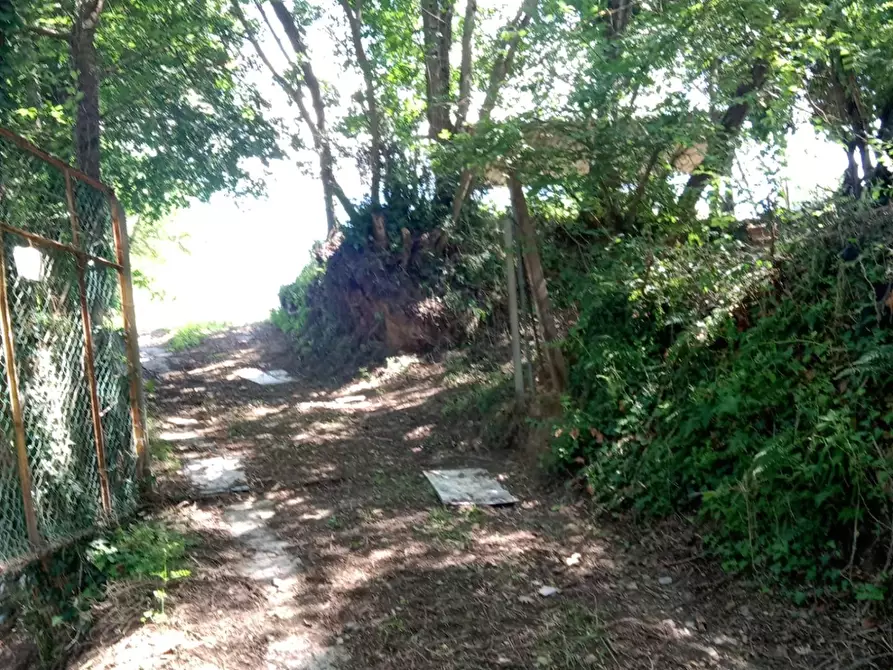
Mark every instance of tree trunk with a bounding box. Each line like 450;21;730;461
270;0;345;232
508;173;566;392
422;0;453;140
234;0;356;231
871;96;893;193
455;0;476;131
502;216;524;402
72;0;105;180
679;59;768;209
606;0;634;40
451;0;538;224
338;0;383;209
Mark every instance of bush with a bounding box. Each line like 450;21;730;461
270;261;323;339
550;208;893;600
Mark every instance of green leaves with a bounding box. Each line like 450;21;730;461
2;0;280;225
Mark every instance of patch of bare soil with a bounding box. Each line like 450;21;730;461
73;324;893;669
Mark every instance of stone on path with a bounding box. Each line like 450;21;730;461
219;499;343;669
233;367;295;385
140;345;172;373
183;455;249;496
222;499;302;582
423;468;518;506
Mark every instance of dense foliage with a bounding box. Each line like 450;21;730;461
546;208;893;599
268;0;893;599
6;0;893;601
1;0;280;224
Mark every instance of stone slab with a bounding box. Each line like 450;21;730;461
234;367;295;385
423;468;518;506
183;456;249;496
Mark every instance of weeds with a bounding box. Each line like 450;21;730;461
12;521;190;666
167;321;229;352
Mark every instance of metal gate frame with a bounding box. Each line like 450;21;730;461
0;128;148;564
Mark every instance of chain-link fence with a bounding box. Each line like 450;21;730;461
0;128;147;571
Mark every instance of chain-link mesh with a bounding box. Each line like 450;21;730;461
0;139;74;247
89;266;138;521
0;346;30;565
0;131;143;569
73;180;116;261
5;234;104;541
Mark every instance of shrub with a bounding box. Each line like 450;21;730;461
550;208;893;600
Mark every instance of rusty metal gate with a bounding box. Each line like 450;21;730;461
0;128;147;571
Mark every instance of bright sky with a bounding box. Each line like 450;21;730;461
133;6;361;331
133;3;848;332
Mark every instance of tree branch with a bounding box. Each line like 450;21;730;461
255;1;291;62
232;0;357;228
680;59;768;208
25;25;70;41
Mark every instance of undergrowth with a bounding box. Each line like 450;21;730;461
10;521;190;667
548;207;893;603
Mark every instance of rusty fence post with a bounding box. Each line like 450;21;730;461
64;171;113;516
0;233;42;549
109;198;149;481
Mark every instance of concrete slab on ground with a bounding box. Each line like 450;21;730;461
424;468;518;506
233;367;295;385
183;455;249;496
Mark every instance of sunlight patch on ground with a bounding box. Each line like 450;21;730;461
157;429;202;441
185;357;244;376
403;424;433;440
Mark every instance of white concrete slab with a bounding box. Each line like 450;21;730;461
423;468;518;506
234;367;295;385
183;456;249;496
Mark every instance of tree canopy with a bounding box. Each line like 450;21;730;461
1;0;280;222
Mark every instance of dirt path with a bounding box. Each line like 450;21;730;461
74;324;890;670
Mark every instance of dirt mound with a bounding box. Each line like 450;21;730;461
294;238;477;355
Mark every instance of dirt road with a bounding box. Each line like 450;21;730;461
74;324;889;669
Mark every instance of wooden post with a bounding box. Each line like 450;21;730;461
109;198;149;481
514;221;534;394
0;234;42;549
509;172;567;392
65;171;113;515
502;217;524;402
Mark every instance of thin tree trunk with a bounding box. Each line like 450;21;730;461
455;0;476;131
338;0;383;209
508;172;566;392
72;0;105;180
606;0;634;41
423;0;455;206
451;0;538;224
626;145;661;226
515;220;534;393
679;59;768;209
502;216;524;402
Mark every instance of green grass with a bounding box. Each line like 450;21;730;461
167;321;229;352
534;603;608;668
416;506;486;547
